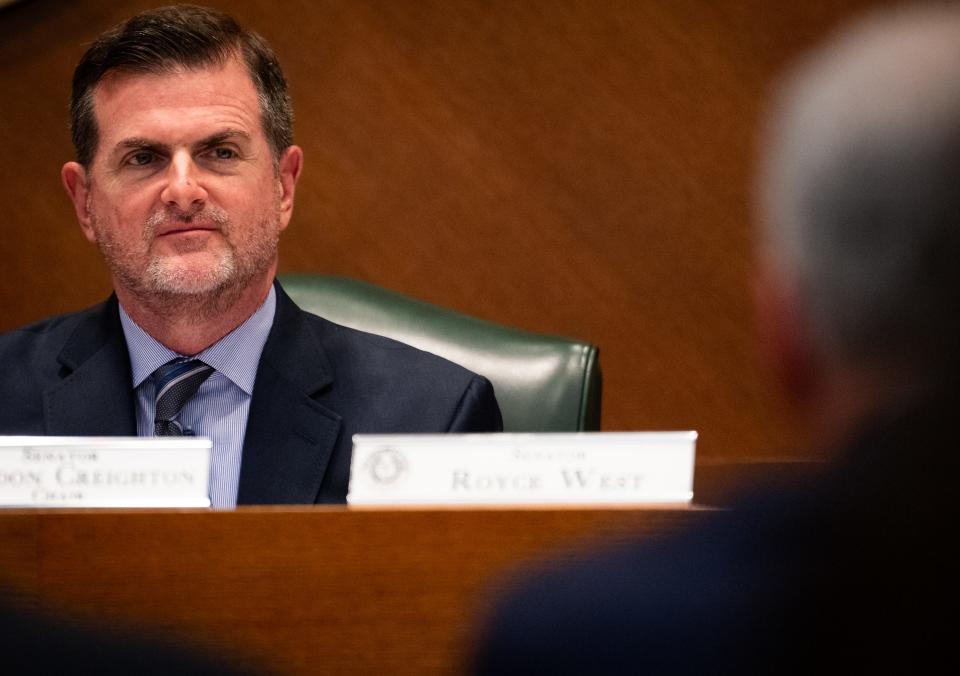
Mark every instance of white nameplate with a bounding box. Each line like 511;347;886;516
0;436;212;508
347;432;696;505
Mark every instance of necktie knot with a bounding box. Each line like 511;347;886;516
153;358;214;436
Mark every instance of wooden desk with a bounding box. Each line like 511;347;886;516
0;460;819;675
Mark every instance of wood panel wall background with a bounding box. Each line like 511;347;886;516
0;0;884;459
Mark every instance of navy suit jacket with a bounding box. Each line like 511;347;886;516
0;281;502;504
470;380;958;674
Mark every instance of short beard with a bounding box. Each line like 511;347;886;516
142;205;237;296
90;202;281;315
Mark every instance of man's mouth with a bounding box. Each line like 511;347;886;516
146;207;229;237
156;223;219;236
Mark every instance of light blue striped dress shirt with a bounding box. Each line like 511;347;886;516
118;286;276;508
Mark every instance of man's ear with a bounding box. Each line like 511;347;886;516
753;262;820;411
276;145;303;232
62;162;96;243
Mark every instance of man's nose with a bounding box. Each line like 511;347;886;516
159;152;208;212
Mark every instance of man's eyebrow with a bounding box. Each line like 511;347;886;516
195;130;253;148
114;137;165;153
109;130;253;156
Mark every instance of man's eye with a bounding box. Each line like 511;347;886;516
128;151;154;166
211;147;237;160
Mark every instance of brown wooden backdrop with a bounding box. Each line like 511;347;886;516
0;0;885;459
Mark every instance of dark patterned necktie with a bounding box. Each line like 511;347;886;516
153;359;214;436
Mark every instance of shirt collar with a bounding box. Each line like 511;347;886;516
119;285;276;395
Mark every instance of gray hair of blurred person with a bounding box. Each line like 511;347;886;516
757;3;960;381
69;4;293;168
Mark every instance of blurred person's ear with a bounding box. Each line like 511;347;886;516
752;262;820;415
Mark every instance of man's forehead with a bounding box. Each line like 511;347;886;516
93;57;257;105
91;57;264;148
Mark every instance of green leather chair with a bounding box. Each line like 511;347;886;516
278;274;602;432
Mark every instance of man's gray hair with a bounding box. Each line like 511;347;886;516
758;3;960;375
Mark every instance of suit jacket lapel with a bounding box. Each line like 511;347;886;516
236;284;342;504
43;297;137;437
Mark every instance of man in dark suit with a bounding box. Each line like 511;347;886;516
470;4;960;673
0;5;501;506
